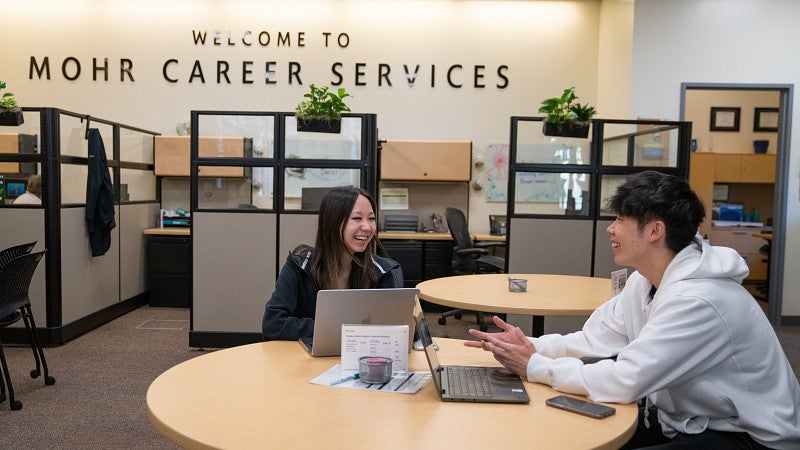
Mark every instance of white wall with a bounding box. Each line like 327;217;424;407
630;0;799;317
1;0;634;233
685;89;779;154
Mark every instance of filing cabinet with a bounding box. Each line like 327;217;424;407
147;235;191;307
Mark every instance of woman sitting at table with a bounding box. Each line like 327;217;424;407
261;186;403;341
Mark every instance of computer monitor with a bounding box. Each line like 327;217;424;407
489;215;507;235
300;187;332;211
6;181;26;198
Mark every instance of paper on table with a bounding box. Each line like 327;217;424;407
311;364;431;394
341;324;409;374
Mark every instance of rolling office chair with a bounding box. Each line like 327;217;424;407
439;208;506;331
0;250;54;411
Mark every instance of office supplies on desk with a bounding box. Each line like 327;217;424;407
415;312;529;403
384;215;419;232
299;288;418;357
330;373;360;385
310;364;430;393
712;202;743;222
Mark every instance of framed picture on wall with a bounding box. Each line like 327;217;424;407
710;107;741;132
754;107;779;132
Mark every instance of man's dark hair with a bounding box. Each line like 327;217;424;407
606;171;705;254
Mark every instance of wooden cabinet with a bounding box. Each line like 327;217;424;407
689;153;715;234
0;133;37;173
690;153;775;236
708;227;767;281
154;136;250;177
713;154;775;183
380;140;471;181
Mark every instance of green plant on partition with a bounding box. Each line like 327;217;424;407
0;81;21;111
538;86;596;123
295;84;351;121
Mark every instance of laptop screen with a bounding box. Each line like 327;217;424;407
415;312;443;391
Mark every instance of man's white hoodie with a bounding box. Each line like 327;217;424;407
528;235;800;449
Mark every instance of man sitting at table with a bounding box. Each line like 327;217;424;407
467;171;800;449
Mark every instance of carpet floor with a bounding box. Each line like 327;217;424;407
0;305;798;449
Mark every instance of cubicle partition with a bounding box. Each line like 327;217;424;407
505;118;692;334
187;112;378;348
0;108;159;345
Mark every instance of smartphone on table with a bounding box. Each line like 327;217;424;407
545;395;616;419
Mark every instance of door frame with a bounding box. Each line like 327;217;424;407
680;82;793;326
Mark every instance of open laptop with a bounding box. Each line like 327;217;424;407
415;312;530;403
299;288;418;357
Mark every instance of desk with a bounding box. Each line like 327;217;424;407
471;233;506;242
417;274;612;336
144;227;191;236
147;338;636;449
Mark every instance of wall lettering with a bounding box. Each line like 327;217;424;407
26;28;509;89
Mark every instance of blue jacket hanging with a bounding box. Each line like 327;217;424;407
85;128;116;256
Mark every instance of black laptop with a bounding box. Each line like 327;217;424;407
415;312;530;404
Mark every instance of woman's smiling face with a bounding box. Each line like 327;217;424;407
341;194;376;253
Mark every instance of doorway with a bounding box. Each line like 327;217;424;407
681;83;792;326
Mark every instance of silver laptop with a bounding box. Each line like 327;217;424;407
415;312;530;404
299;288;418;357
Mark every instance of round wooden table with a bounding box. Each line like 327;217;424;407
417;273;613;335
147;338;637;449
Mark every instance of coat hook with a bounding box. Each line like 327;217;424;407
83;115;91;139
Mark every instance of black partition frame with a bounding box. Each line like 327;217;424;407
187;111;378;347
188;111;378;214
506;117;692;276
0;107;160;345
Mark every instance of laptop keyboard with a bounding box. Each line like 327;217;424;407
447;366;493;398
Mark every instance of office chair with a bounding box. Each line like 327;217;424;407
0;250;54;411
439;208;505;331
0;241;36;271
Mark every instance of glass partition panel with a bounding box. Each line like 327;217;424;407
601;123;637;166
513;171;591;216
515;120;592;165
195;166;266;210
60;163;90;204
120;128;154;164
6;110;42;138
284;116;362;160
60;116;115;158
196;114;275;158
633;125;679;168
120;168;156;202
59;114;88;158
2;163;41;206
284;167;361;211
601;123;680;168
599;174;630;217
250;167;274;209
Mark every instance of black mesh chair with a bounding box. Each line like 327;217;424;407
439;208;505;331
0;241;36;271
0;250;53;411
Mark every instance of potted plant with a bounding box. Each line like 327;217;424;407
295;84;351;133
538;86;596;138
0;81;24;126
